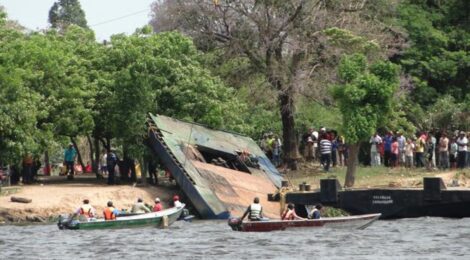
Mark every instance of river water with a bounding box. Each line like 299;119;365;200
0;217;469;259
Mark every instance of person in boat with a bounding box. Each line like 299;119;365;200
173;195;183;208
153;197;163;212
309;204;323;219
240;197;264;221
103;201;120;220
76;199;96;219
281;203;305;220
131;198;151;214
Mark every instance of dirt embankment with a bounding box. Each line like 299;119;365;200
0;184;177;223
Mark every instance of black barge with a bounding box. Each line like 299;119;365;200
285;177;470;219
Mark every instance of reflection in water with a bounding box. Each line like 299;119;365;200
1;218;470;259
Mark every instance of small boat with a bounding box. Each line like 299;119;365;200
58;204;185;230
228;213;381;232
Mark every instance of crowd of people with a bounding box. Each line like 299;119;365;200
260;128;347;172
259;133;283;167
300;127;348;172
369;130;469;170
74;195;183;221
261;127;469;172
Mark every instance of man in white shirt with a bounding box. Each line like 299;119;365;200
370;133;382;166
397;131;406;166
173;195;183;208
456;131;468;169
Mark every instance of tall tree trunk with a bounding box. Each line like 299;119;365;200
140;158;147;185
86;135;94;173
44;151;50;176
93;137;100;174
345;143;361;188
99;137;111;151
70;137;85;169
279;90;300;170
266;46;300;170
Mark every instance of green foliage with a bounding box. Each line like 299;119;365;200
98;32;246;157
0;19;96;163
324;27;380;56
398;0;470;107
332;54;399;144
48;0;88;30
296;99;342;132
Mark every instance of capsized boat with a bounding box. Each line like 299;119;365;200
228;213;381;232
58;204;185;230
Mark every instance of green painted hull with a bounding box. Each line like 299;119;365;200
59;205;184;230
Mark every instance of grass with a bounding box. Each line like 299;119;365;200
284;162;457;189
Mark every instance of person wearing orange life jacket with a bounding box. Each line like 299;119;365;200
75;199;96;219
281;203;305;220
103;201;120;220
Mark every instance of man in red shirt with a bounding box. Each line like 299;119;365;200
153;197;163;212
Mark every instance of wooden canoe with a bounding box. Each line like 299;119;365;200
58;204;185;230
228;213;381;232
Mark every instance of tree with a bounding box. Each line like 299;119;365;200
151;0;402;169
1;9;97;166
49;0;88;30
94;31;245;182
332;54;399;187
0;11;43;163
398;0;470;107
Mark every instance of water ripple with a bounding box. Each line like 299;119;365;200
1;218;470;259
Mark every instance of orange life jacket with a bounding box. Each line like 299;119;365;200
80;204;94;218
103;207;116;220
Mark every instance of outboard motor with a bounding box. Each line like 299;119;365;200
57;214;79;230
177;208;195;222
228;217;242;231
57;214;70;230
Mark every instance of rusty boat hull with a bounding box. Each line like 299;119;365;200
146;114;283;219
230;213;381;232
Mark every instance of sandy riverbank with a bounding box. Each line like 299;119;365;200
0;178;178;223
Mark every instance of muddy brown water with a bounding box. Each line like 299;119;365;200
0;218;469;259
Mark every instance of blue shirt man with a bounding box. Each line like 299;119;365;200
64;146;77;162
64;144;77;178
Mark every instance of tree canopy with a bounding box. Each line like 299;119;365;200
1;1;469;187
332;53;399;187
49;0;88;30
151;0;401;169
398;0;470;107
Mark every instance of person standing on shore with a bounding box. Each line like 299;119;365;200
100;150;108;176
106;149;118;185
397;131;406;167
319;133;332;172
370;133;382;166
64;144;77;180
22;153;33;184
456;131;468;169
438;132;450;170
